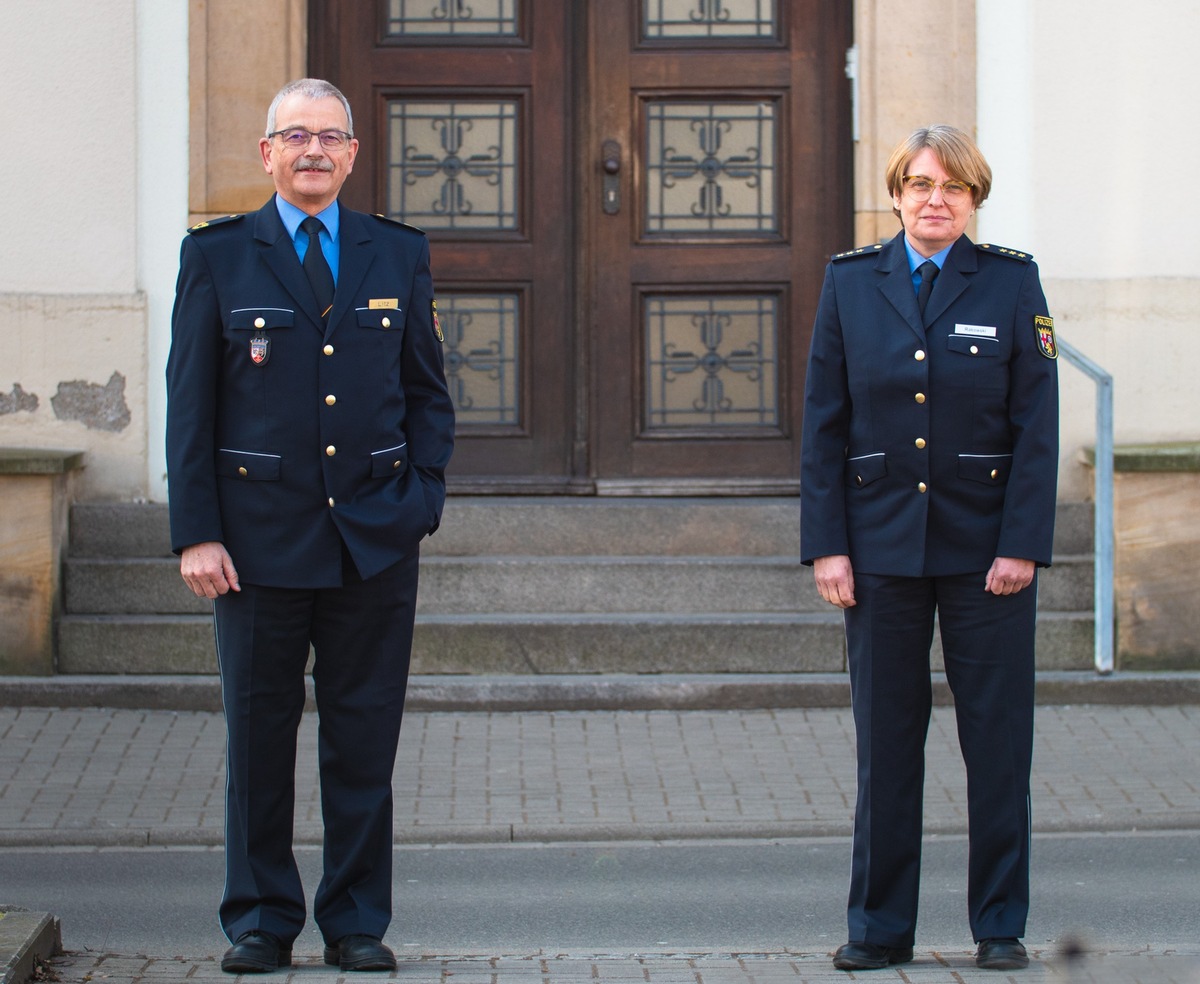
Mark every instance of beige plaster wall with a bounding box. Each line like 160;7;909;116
0;2;151;499
1049;278;1200;499
0;293;149;500
977;0;1200;500
4;4;138;294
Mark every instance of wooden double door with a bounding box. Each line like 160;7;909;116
312;0;851;494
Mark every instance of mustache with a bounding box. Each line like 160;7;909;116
294;157;334;173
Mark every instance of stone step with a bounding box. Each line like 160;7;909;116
56;609;1096;675
57;497;1099;677
62;552;1093;616
69;497;1096;559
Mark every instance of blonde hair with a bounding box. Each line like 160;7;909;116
885;124;992;217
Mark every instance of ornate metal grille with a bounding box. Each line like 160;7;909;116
387;100;519;231
386;0;519;37
645;100;777;235
642;0;777;39
644;294;779;429
439;292;521;426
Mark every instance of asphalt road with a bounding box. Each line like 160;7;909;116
2;831;1196;957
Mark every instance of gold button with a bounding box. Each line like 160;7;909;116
915;349;926;361
918;482;928;493
393;460;402;469
855;475;864;486
915;438;926;449
323;344;334;355
991;468;999;479
970;344;979;355
915;393;926;404
238;466;248;476
326;445;336;456
254;317;266;329
325;395;336;406
328;497;335;507
381;317;391;328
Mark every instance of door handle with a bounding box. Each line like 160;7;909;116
601;140;621;215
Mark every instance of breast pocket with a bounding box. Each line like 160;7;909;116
946;334;999;359
357;307;404;333
945;333;1007;391
230;307;295;332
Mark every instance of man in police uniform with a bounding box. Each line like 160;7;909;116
800;126;1058;971
166;79;454;974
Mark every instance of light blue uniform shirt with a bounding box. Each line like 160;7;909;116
903;237;952;296
275;195;340;284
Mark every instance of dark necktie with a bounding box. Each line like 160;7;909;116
916;260;939;323
301;216;335;320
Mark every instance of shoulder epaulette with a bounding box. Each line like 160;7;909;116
831;243;884;261
373;213;425;235
188;214;244;233
977;243;1032;262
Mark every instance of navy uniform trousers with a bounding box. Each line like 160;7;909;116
213;545;420;946
844;570;1036;947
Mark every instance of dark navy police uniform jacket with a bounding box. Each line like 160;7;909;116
165;196;455;584
800;230;1059;575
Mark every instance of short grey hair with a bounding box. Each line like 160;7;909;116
265;78;354;137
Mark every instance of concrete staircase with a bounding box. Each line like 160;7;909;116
57;498;1096;675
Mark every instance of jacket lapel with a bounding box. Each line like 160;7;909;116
327;205;376;332
253;197;324;329
922;234;977;327
875;232;925;340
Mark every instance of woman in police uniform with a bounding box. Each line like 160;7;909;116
800;125;1059;972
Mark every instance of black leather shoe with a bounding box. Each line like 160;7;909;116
323;935;397;971
832;941;914;970
221;931;292;973
976;938;1029;970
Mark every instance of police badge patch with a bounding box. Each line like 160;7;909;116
1034;315;1057;359
250;333;270;365
431;299;444;343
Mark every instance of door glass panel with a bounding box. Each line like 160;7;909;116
387;100;519;231
644;293;779;430
386;0;520;37
644;100;777;236
441;292;521;426
641;0;777;40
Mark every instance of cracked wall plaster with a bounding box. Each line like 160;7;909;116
0;384;39;415
50;372;131;432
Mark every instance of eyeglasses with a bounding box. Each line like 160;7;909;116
269;127;352;151
901;175;973;205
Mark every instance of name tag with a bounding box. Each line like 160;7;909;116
955;323;997;337
369;298;400;310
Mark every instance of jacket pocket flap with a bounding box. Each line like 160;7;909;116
958;453;1011;484
229;307;295;331
216;448;281;480
947;334;998;356
845;452;887;488
357;307;402;330
370;443;408;478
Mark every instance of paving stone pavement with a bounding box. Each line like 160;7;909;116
2;704;1199;846
2;702;1199;983
30;945;1200;984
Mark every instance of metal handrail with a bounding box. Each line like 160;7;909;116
1056;336;1114;674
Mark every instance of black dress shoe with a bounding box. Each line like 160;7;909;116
976;938;1029;970
832;941;914;970
323;934;397;971
221;930;292;973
